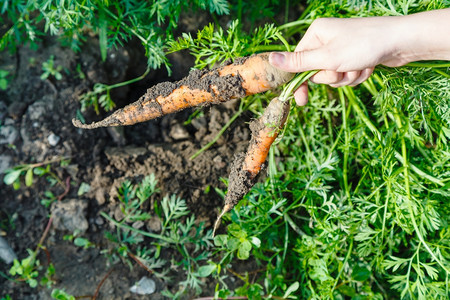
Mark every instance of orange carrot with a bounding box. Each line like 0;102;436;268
72;53;293;129
213;97;290;235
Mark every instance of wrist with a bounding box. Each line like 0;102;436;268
394;9;450;63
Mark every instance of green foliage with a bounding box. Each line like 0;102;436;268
9;250;40;288
51;289;75;300
3;157;69;190
64;230;95;249
0;0;230;70
40;55;63;80
9;248;55;288
0;69;10;90
101;174;216;297
168;20;281;68
166;1;450;298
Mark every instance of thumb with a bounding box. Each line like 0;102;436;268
269;50;327;73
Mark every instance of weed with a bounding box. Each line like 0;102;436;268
2;157;69;190
0;69;10;90
40;55;63;81
50;289;75;300
64;230;95;249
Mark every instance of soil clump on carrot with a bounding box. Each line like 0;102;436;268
225;153;257;207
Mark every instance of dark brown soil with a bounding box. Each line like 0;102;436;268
0;33;252;299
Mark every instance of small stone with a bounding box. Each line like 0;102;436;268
169;123;190;140
114;205;125;222
130;276;156;295
95;188;106;206
0;236;17;264
47;132;60;146
95;216;104;226
0;155;12;174
147;216;162;232
0;118;18;145
51;199;89;233
27;101;47;120
132;221;144;229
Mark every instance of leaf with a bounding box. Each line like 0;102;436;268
237;239;252;260
33;167;47;176
214;234;228;247
25;169;33;187
3;169;22;185
74;237;91;248
338;285;356;297
197;264;216;277
352;265;371;281
0;78;7;90
98;8;108;62
77;182;91;196
250;236;261;248
283;282;299;298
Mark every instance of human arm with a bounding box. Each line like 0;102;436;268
269;8;450;105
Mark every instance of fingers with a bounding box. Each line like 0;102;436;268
291;68;374;106
348;67;374;86
269;50;330;73
293;82;309;106
310;68;373;88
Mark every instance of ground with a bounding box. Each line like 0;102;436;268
0;29;254;299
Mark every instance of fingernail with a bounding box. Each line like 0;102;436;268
269;52;285;66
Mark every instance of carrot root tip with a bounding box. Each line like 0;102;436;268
212;203;233;237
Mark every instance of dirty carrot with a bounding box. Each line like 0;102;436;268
72;53;293;129
213;97;290;235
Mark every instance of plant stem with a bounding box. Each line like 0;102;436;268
393;108;449;274
250;44;296;52
347;90;444;186
101;212;173;243
338;88;350;199
332;238;353;292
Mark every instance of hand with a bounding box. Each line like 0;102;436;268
269;9;450;106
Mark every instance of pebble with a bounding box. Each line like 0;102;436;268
0;154;12;174
169;123;190;140
147;216;162;232
47;132;60;146
129;276;156;295
0;118;18;145
95;216;104;226
0;236;17;264
51;199;89;233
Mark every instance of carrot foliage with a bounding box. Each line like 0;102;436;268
166;0;450;299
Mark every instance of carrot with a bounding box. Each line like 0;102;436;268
213;97;290;235
72;53;293;129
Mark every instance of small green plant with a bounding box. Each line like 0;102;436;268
64;230;95;249
0;69;10;90
3;157;69;190
40;55;63;80
9;249;55;288
51;289;75;300
9;253;40;288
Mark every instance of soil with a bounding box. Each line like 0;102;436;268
0;32;254;299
